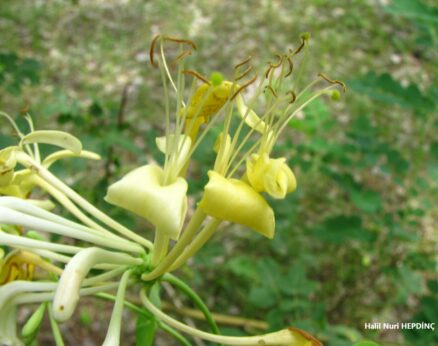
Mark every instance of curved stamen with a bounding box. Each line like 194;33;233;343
284;56;294;77
163;36;197;50
149;34;161;67
234;55;252;69
264;85;278;98
231;74;258;100
182;70;211;84
286;90;297;103
235;65;253;81
318;73;347;92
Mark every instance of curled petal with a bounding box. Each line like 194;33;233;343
20;130;82;154
199;171;275;238
105;165;188;240
235;94;269;133
42;149;101;168
246;154;296;199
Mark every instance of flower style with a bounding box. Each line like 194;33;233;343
0;34;344;346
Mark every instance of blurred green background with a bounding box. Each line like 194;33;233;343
0;0;437;345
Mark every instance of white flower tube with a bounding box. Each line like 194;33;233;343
102;270;132;346
0;206;142;254
0;197;142;252
0;281;57;309
52;247;141;322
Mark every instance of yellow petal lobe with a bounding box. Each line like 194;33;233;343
199;170;275;238
105;165;188;240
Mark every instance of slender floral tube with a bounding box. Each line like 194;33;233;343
15;151;153;249
52;247;142;322
0;281;57;309
82;267;126;286
102;270;132;346
0;206;143;253
140;289;321;346
13;282;120;305
0;232;83;254
42;149;100;168
0;302;19;346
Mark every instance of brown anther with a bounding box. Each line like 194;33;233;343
264;85;278;97
284;56;294;77
265;65;273;79
287;90;297;103
149;34;161;67
293;37;306;55
231;73;258;100
182;70;211;84
270;54;283;68
163;36;197;50
235;65;253;81
234;55;252;69
318;73;347;92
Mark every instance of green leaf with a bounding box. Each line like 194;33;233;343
348;72;433;110
248;287;277;309
385;0;438;24
227;255;258;280
135;312;157;346
278;265;318;296
349;188;382;213
313;215;375;243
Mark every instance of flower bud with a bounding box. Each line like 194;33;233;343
21;303;46;344
246;154;296;199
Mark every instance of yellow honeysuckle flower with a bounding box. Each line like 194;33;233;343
246;153;297;199
0;250;35;284
199;170;275;238
105;164;188;240
182;80;235;123
0;170;35;199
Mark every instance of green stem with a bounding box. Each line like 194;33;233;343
48;303;65;346
95;293;194;346
162;273;221;338
140;289;303;346
141;208;206;281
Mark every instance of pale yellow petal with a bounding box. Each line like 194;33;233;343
105;165;188;240
199;171;275;238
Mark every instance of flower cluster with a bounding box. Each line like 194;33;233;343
0;34;343;345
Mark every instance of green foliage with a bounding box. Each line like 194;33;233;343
0;52;40;94
135;312;157;346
